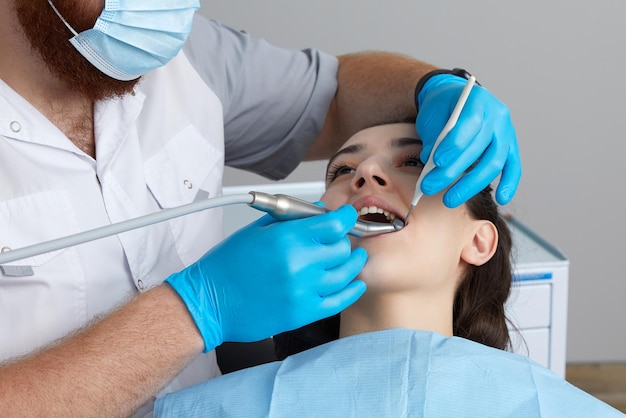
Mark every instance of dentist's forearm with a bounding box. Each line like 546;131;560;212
0;285;204;417
306;51;437;160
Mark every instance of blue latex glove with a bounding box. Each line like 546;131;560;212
166;205;367;352
416;74;521;208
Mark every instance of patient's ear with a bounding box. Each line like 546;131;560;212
461;221;498;266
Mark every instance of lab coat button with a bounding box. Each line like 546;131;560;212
137;279;145;290
1;246;11;253
183;180;193;189
9;121;21;133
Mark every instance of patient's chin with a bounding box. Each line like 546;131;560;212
358;260;413;293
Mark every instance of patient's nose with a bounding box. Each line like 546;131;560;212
352;159;389;190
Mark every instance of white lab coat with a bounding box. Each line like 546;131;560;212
0;53;225;409
0;15;338;415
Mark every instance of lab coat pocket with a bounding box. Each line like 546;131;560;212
144;125;225;266
144;125;223;208
0;190;79;267
0;190;85;360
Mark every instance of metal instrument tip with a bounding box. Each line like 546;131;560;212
392;218;405;230
404;204;415;226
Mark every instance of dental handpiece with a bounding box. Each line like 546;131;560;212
248;192;404;237
0;190;403;265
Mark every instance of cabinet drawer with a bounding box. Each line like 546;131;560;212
510;327;550;368
506;283;551;329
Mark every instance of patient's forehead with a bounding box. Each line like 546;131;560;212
342;123;418;148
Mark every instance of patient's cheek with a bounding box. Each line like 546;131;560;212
320;196;339;210
320;187;352;210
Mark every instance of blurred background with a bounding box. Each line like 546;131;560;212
200;0;626;364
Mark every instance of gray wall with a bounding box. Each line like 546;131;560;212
200;0;626;363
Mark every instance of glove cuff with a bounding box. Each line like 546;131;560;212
165;270;223;353
414;68;480;112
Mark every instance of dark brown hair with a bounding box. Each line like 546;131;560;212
453;185;514;350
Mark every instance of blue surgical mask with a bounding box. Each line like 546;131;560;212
47;0;200;81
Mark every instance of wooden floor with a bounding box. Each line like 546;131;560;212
566;363;626;413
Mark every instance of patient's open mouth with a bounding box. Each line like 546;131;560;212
358;205;398;224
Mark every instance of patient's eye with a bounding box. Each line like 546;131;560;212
326;163;355;182
402;153;424;168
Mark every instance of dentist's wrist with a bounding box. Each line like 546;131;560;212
415;68;480;112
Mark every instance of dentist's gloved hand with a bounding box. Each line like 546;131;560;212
166;205;367;353
416;72;521;208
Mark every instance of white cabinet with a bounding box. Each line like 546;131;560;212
505;216;569;377
222;182;569;377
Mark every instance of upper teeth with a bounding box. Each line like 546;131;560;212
359;206;397;221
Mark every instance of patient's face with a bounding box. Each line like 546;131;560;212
322;123;474;293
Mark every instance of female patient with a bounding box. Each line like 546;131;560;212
274;121;513;357
155;123;623;417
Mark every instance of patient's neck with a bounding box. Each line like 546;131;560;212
339;290;454;339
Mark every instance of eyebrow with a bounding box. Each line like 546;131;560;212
326;137;422;173
392;137;422;148
326;143;364;172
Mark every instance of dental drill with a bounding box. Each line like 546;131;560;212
0;192;403;264
249;192;404;237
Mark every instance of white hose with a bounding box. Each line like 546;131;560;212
0;193;254;264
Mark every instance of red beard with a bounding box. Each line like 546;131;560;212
15;0;139;101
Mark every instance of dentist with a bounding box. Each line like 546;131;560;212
0;0;520;416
